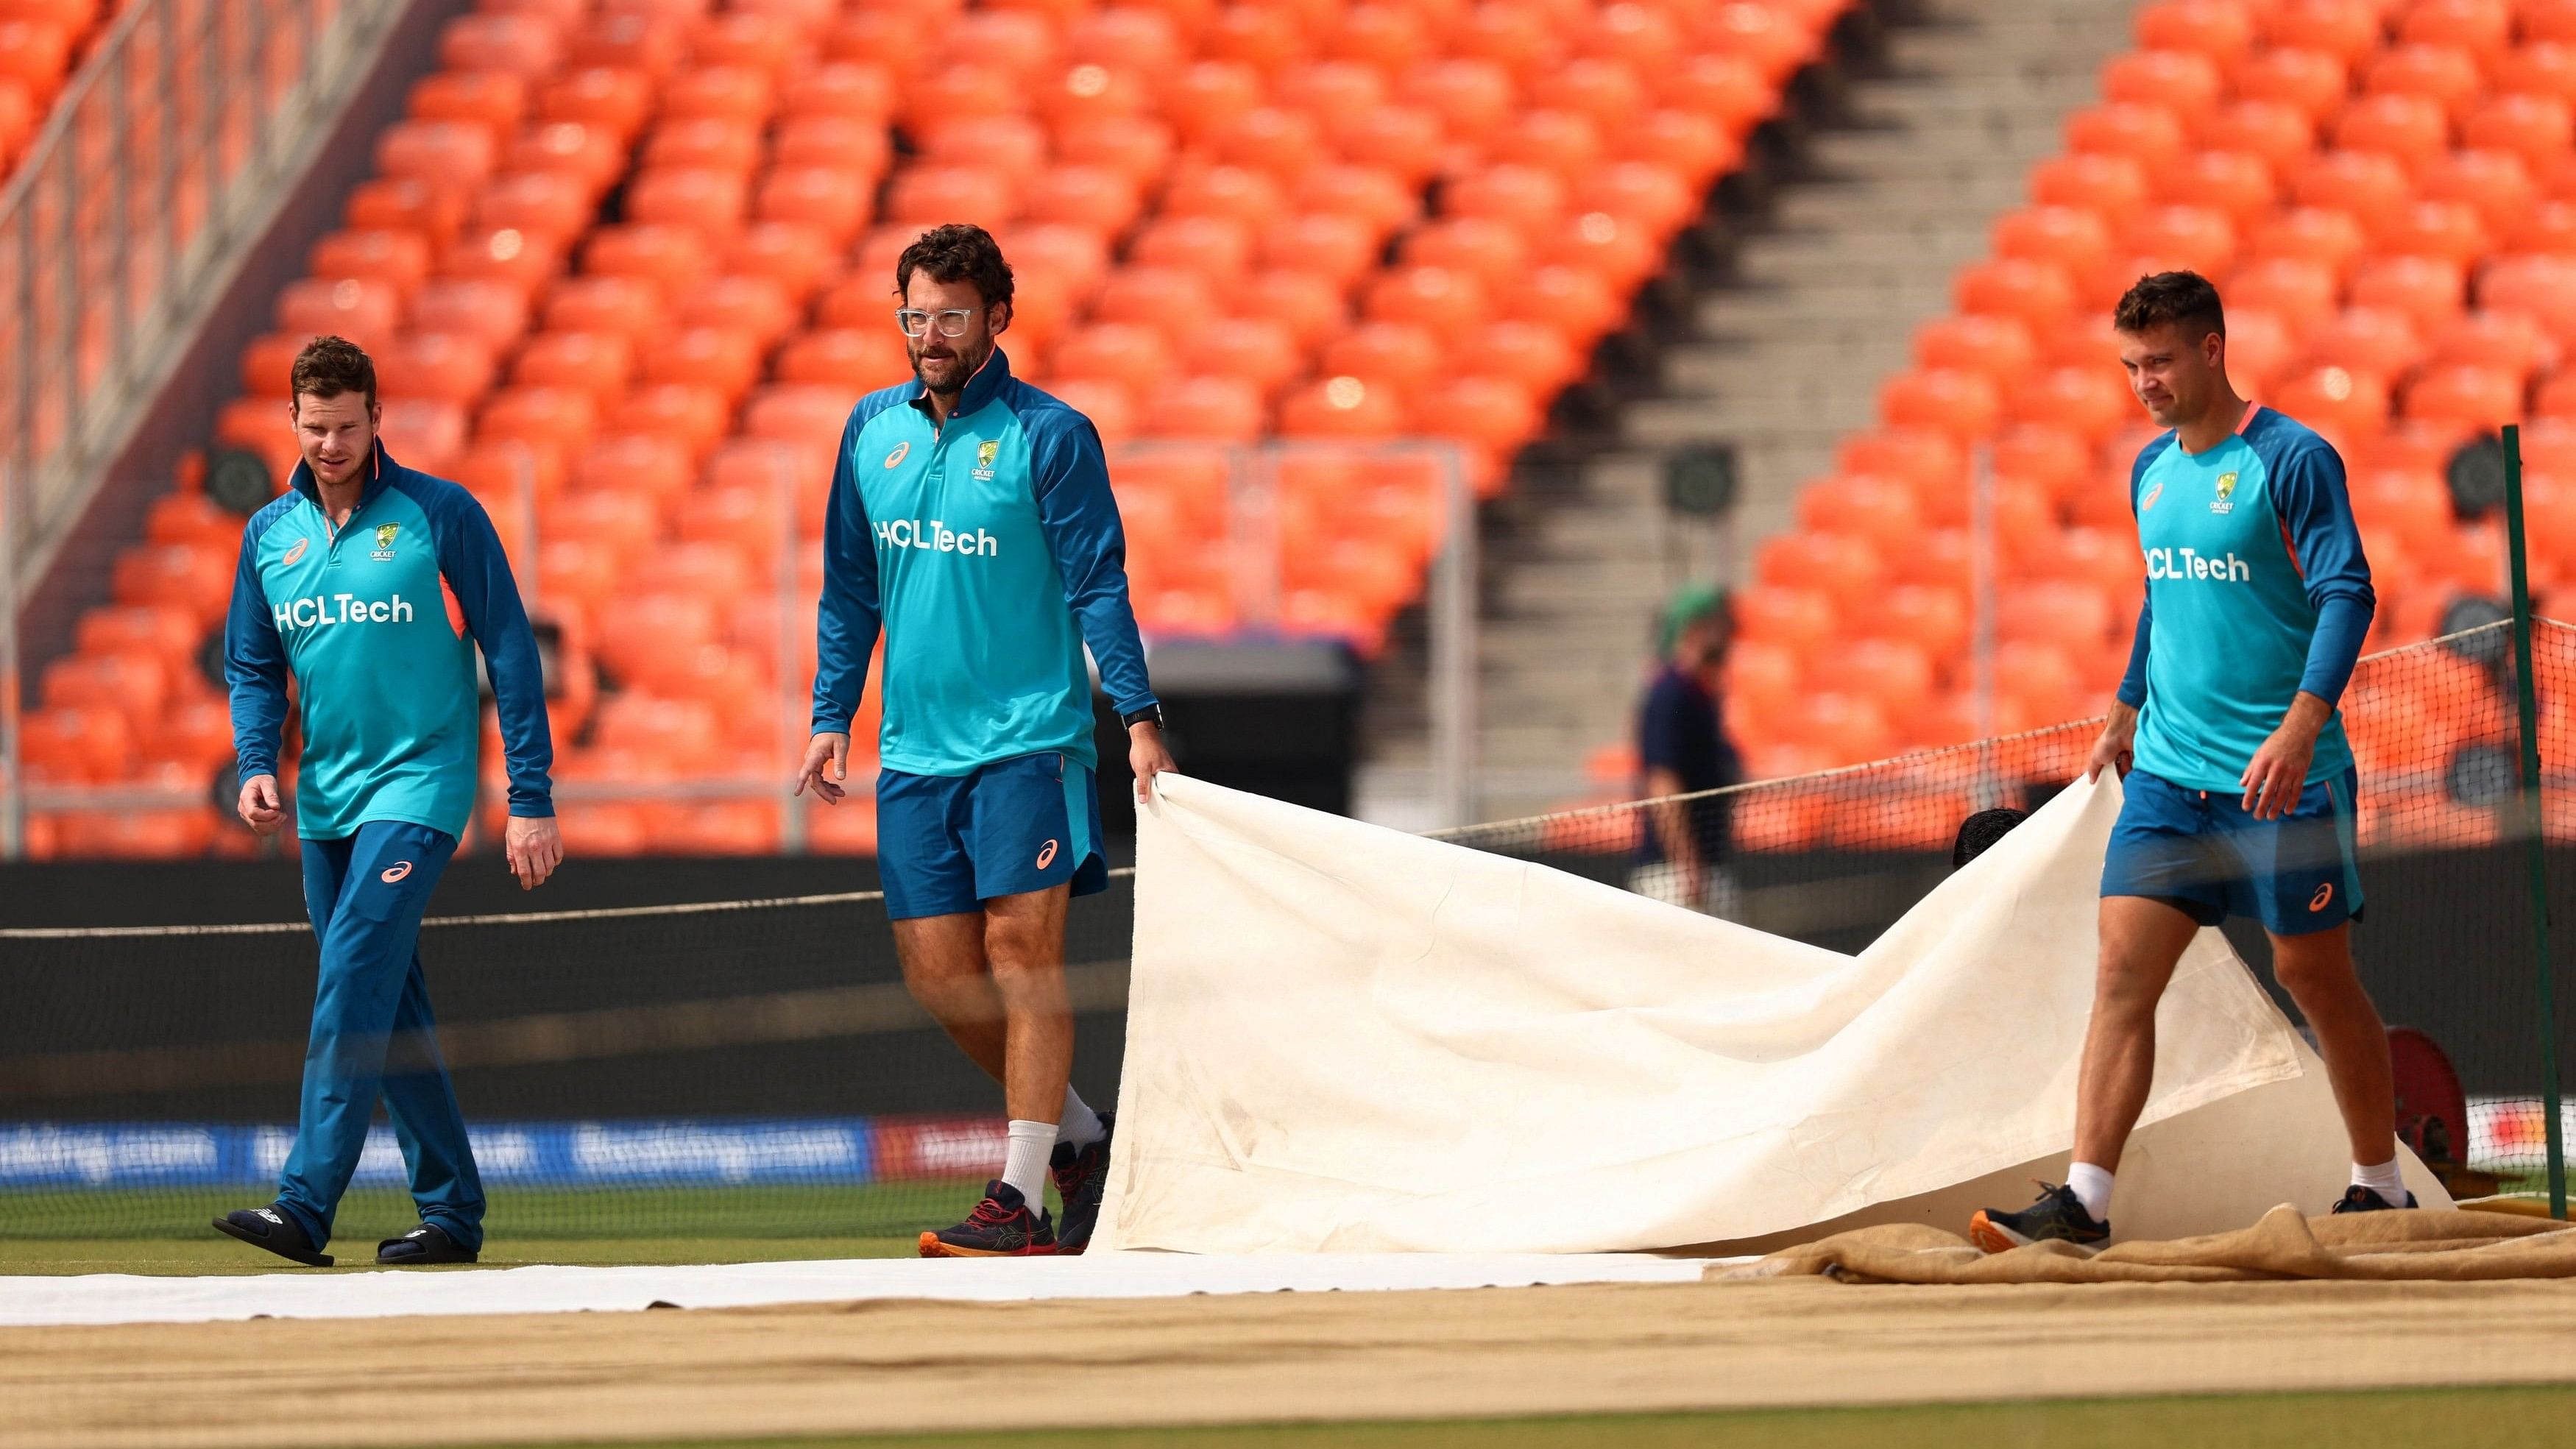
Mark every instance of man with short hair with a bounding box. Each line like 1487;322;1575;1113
796;223;1172;1257
1630;584;1743;917
216;335;559;1267
1972;271;2401;1254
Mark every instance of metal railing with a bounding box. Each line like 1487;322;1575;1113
4;436;1482;856
0;0;410;581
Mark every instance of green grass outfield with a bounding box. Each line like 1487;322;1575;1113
467;1386;2576;1449
0;1180;988;1273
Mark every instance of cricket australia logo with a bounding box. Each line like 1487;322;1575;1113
972;439;999;480
372;522;400;561
2210;471;2237;515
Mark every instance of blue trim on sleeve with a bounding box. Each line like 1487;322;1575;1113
395;467;556;818
2117;436;2171;709
224;493;302;781
810;397;893;734
2247;414;2376;706
1014;381;1158;718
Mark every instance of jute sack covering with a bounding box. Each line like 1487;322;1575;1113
1723;1206;2576;1284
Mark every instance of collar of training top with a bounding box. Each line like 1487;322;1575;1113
289;439;396;511
907;345;1013;424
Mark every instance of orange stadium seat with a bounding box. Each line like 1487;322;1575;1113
2229;255;2341;332
346;177;468;245
2465;94;2576;176
1125;216;1253;289
776;327;910;390
513;330;634;403
2028;152;2152;222
379;333;498;404
643;116;761;172
2243;208;2366;280
2102;49;2223;116
2349;254;2468;332
545;274;666;346
409;71;531;136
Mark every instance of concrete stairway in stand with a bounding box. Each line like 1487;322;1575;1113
1364;0;2140;828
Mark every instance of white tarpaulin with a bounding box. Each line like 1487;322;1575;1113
1097;773;2444;1255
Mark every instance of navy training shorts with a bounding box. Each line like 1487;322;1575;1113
2101;766;2365;935
876;751;1110;920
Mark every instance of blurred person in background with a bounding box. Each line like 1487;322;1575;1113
797;224;1174;1258
1630;584;1744;918
216;336;559;1269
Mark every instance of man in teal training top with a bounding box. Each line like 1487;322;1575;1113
1973;271;2406;1253
797;224;1173;1257
216;336;560;1267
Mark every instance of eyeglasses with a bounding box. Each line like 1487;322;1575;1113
896;308;980;338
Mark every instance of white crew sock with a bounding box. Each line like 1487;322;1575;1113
2067;1162;2115;1222
1058;1085;1105;1149
1002;1120;1055;1208
2352;1157;2409;1203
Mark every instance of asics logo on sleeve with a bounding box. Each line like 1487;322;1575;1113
282;536;309;564
2143;548;2251;583
874;518;999;556
272;593;419;630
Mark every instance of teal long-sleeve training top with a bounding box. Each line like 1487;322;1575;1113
810;349;1158;776
226;444;554;840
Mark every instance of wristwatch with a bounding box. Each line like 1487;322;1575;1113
1121;704;1166;731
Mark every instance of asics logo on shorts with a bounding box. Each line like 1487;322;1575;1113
1036;839;1058;870
2310;882;2333;912
381;861;414;883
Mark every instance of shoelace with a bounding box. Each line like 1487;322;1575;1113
966;1196;1022;1226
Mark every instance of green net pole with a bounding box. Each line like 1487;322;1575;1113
2502;422;2569;1219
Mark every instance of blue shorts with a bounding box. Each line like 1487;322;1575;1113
877;751;1110;920
2101;767;2365;936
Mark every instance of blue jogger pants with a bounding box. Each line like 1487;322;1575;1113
273;820;484;1252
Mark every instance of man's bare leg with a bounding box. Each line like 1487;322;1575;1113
891;911;1008;1082
2071;895;2206;1172
984;884;1073;1124
1973;893;2203;1251
2268;922;2397;1169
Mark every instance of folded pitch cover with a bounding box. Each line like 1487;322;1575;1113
1098;773;2444;1254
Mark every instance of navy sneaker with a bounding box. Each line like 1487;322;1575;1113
211;1203;333;1267
2329;1185;2418;1214
1969;1183;2110;1255
378;1222;478;1265
1050;1113;1114;1255
919;1180;1058;1258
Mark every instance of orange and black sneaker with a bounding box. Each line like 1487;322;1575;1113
919;1180;1058;1258
1050;1113;1114;1256
1969;1182;2109;1255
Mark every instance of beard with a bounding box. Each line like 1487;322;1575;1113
911;339;986;394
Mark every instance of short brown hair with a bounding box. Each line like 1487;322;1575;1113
2113;270;2225;341
893;223;1014;310
290;335;376;410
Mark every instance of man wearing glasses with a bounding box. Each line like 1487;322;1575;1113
796;223;1173;1256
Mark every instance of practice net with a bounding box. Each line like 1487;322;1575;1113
3;623;2568;1249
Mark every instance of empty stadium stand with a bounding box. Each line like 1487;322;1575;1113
14;0;1846;856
